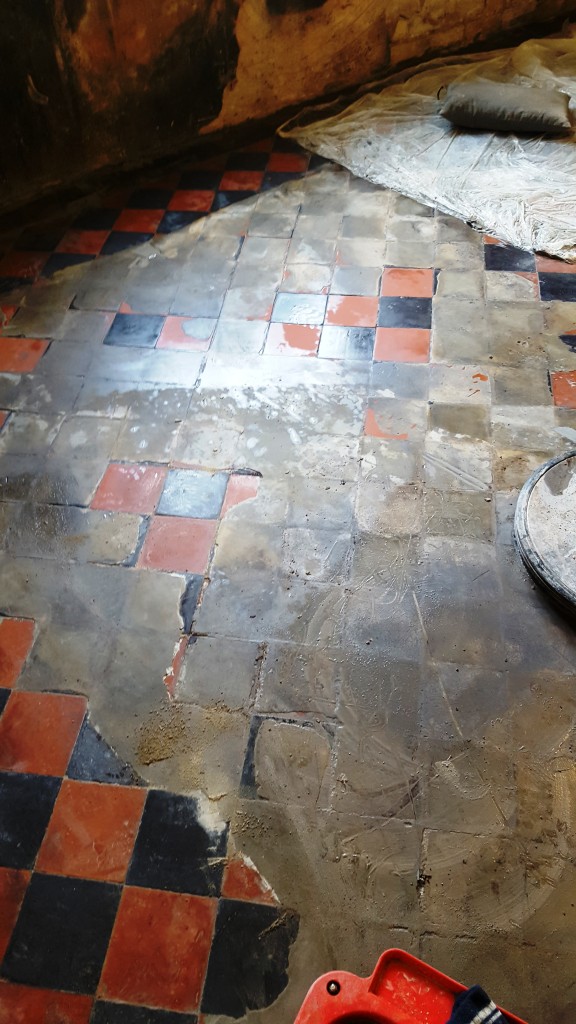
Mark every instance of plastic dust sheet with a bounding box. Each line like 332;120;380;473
280;32;576;261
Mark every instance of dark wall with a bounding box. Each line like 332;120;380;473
2;0;575;214
0;0;240;212
267;0;327;11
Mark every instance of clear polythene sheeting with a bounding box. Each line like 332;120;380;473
280;33;576;260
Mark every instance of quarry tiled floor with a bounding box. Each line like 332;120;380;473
1;135;576;1023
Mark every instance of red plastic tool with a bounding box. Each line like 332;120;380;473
294;948;528;1024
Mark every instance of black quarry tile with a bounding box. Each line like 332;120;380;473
126;790;229;896
201;898;299;1018
0;772;61;870
1;873;121;993
67;718;143;786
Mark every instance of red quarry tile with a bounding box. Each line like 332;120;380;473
163;636;189;700
551;370;576;408
0;617;35;688
138;517;217;573
167;190;214;212
0;411;8;430
99;887;216;1012
114;209;165;233
219;171;264;191
243;138;274;153
325;295;378;328
0;251;47;279
36;779;146;883
157;316;214;351
536;255;576;274
374;327;430;363
364;408;409;441
0;982;92;1024
91;462;167;514
0;868;29;960
265;323;320;356
0;691;86;776
267;152;309;173
0;305;18;330
380;268;434;298
56;230;109;255
222;855;278;905
0;338;49;373
221;473;261;517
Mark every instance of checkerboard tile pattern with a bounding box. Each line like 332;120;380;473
1;167;573;378
94;462;260;694
89;462;259;574
0;138;321;296
0;454;278;1018
0;682;296;1021
1;127;576;1022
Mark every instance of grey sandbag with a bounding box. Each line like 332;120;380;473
440;81;571;133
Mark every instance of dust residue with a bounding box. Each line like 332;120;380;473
135;700;251;803
137;701;239;765
137;703;188;765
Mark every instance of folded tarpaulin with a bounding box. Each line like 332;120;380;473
280;31;576;260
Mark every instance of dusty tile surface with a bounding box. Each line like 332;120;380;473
0;135;575;1023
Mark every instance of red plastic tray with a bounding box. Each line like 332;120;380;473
294;948;528;1024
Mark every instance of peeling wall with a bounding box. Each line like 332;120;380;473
1;0;575;212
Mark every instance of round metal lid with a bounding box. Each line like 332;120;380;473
514;450;576;614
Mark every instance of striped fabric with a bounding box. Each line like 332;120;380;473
448;986;506;1024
